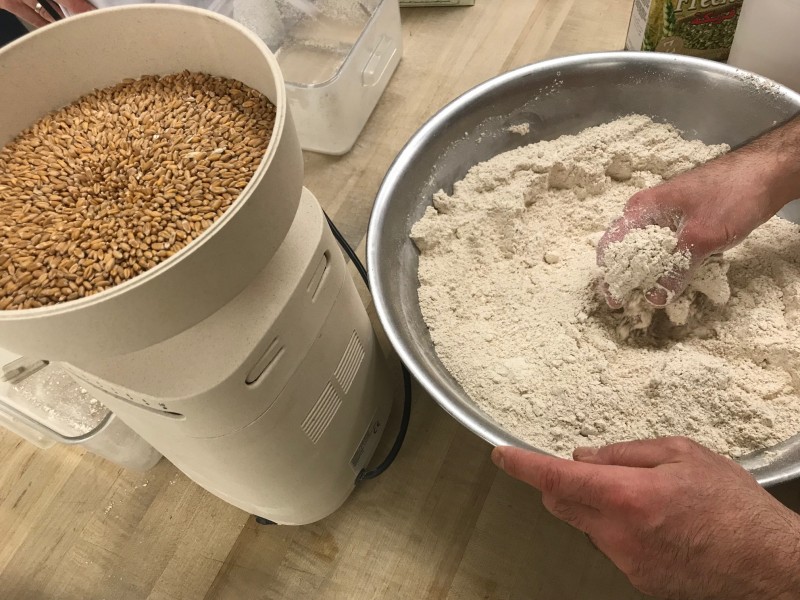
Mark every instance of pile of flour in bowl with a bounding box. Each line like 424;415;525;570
411;115;800;458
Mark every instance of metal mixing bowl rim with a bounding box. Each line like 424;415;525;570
367;50;800;485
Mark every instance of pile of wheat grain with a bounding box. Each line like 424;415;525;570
0;71;276;310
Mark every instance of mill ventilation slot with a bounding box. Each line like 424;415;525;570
334;331;364;394
302;383;342;444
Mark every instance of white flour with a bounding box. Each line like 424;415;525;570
507;123;530;136
11;364;107;437
411;115;800;458
602;226;732;336
603;225;691;303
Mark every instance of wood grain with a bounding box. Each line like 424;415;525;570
2;2;798;599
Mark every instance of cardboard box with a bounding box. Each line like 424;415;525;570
400;0;475;6
626;0;743;62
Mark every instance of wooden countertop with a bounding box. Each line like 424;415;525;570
2;2;799;598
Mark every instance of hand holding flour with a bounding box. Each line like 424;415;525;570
492;438;800;600
598;115;800;308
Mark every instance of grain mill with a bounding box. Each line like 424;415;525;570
0;6;393;524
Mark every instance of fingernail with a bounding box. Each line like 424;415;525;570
573;446;598;461
644;287;668;308
491;447;505;470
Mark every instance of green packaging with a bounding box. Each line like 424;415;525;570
626;0;744;62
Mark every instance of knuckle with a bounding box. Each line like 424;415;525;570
543;496;585;530
539;465;562;495
544;496;567;517
679;224;726;257
608;486;640;513
625;191;651;212
501;452;521;480
664;436;697;455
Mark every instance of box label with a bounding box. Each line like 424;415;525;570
626;0;744;62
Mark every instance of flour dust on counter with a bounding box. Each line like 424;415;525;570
411;115;800;459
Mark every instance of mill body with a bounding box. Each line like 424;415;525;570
66;189;392;524
0;6;393;524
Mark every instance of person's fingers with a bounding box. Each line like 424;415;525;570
643;220;720;306
643;285;670;307
14;1;49;27
597;212;659;267
597;184;686;266
597;188;683;307
58;0;94;13
573;437;692;468
492;446;625;507
596;239;626;308
600;281;623;310
596;217;631;267
644;255;708;308
33;0;57;21
541;493;600;533
597;213;652;307
644;272;688;306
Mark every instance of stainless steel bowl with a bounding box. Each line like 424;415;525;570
367;51;800;486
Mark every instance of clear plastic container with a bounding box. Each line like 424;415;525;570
70;1;402;154
80;413;163;471
236;0;403;154
0;351;161;471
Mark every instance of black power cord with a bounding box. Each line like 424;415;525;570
325;212;369;289
357;364;412;481
323;211;412;482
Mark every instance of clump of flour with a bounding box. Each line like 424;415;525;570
601;226;731;337
602;225;690;303
411;114;800;459
507;123;530;136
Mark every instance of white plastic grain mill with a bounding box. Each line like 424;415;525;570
0;6;393;524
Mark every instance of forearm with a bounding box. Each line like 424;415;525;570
760;507;800;600
739;114;800;213
777;521;800;599
773;551;800;599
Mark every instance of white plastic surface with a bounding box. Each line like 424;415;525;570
69;189;392;524
0;6;303;361
728;0;800;92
